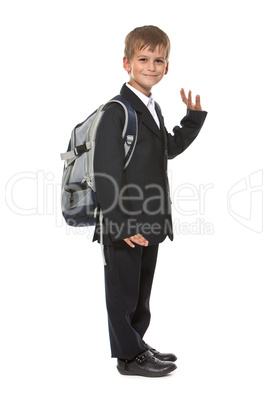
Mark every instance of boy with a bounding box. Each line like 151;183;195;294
93;25;207;377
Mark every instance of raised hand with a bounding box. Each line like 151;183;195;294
180;88;202;111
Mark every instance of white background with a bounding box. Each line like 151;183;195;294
1;0;267;401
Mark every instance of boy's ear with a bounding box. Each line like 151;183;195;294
165;61;169;75
123;56;131;73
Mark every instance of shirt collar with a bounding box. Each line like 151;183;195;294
126;83;155;108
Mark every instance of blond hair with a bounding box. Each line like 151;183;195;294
124;25;170;62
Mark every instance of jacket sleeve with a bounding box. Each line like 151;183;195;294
166;109;208;159
93;103;139;241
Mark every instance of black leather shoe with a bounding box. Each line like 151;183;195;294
117;350;177;377
144;343;177;362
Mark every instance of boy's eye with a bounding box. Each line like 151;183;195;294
138;58;164;63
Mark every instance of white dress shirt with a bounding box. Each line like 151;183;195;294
126;83;160;128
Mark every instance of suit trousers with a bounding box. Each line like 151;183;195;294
103;243;159;360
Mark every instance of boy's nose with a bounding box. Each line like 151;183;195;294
147;61;155;71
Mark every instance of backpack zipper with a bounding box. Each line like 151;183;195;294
83;174;95;191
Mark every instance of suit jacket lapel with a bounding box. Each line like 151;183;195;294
120;84;163;142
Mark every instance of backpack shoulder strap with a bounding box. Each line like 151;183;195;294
108;95;138;169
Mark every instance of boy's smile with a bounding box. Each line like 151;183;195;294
123;46;169;96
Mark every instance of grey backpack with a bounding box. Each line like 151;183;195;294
60;95;138;227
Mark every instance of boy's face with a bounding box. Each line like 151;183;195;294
123;45;169;96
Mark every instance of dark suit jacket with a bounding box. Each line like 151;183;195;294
93;84;207;246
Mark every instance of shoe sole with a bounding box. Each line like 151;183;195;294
117;364;177;377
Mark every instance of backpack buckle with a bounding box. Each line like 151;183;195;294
74;143;88;156
126;135;134;146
